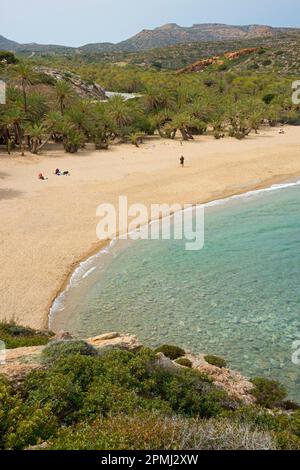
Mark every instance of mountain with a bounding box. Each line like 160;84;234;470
116;23;278;51
82;23;298;52
0;35;73;54
1;23;299;54
0;34;19;51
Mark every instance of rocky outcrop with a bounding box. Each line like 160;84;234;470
0;333;141;383
176;48;257;73
87;332;142;352
186;353;255;404
1;345;46;383
35;66;106;101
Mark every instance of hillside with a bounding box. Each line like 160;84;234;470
176;47;258;73
0;34;19;51
114;23;294;52
42;32;300;75
1;23;299;54
174;38;300;75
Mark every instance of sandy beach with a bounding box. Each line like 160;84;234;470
0;125;300;330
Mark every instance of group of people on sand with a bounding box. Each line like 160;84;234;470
38;168;70;180
38;158;185;181
38;159;185;180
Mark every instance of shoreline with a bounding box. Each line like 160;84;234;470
1;125;300;330
49;172;300;331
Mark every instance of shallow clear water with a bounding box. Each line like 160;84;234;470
51;184;300;401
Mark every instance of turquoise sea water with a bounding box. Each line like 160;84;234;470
51;183;300;401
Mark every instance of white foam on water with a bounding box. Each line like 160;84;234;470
48;178;300;327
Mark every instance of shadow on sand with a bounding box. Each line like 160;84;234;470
0;188;23;201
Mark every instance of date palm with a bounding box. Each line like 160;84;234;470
163;112;200;141
107;96;133;134
2;107;25;146
55;80;74;114
25;123;50;154
143;87;175;113
13;63;35;113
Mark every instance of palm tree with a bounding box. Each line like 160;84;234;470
25;123;51;154
26;92;49;124
128;131;145;148
163;112;200;141
2;107;25;146
151;111;172;138
14;63;34;113
107;96;133;137
143;87;175;113
55;80;74;114
59;120;85;153
66;101;93;138
43;111;64;142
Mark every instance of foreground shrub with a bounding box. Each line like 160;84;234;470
155;344;186;360
0;375;58;449
175;357;193;368
204;355;227;368
48;413;276;450
0;322;53;349
274;431;300;450
251;377;287;408
1;344;298;450
42;340;98;363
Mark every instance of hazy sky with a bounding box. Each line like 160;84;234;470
2;0;300;46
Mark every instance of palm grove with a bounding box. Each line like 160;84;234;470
0;51;299;155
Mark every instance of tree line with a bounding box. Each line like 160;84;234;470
0;56;299;155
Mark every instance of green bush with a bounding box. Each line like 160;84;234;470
262;93;276;105
175;357;193;368
204;355;227;368
0;322;53;349
42;340;98;363
251;377;287;408
274;431;300;450
1;342;299;450
218;63;228;72
1;347;232;448
262;59;272;66
0;375;58;449
280;400;300;411
0;51;18;64
154;344;186;360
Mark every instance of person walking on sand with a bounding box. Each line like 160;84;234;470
180;156;185;168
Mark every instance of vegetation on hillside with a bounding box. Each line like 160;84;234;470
25;33;300;73
0;322;53;349
0;50;299;156
0;334;300;450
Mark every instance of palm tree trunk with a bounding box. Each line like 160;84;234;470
60;98;64;114
37;134;52;152
22;79;28;113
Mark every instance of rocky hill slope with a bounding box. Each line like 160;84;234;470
176;47;258;73
114;23;292;52
1;23;298;54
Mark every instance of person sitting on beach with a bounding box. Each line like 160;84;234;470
180;156;185;168
279;129;285;135
55;169;70;176
38;172;46;180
